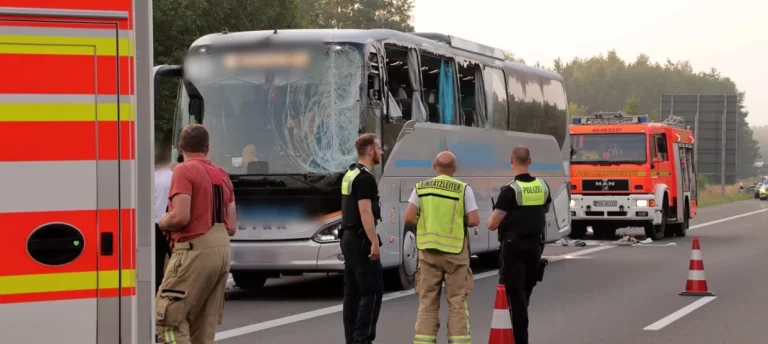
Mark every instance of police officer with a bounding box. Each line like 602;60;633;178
486;145;551;344
404;151;480;344
340;133;384;344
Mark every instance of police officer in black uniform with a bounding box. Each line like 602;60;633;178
340;133;384;344
487;145;552;344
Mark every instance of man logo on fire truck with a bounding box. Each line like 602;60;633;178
568;112;697;241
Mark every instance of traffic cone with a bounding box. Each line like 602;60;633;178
680;236;715;296
488;284;514;344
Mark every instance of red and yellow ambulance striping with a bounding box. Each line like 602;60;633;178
0;0;136;305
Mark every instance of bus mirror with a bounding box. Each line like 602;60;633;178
188;98;204;121
152;64;183;118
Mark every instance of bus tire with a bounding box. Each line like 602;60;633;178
231;271;268;291
384;225;417;291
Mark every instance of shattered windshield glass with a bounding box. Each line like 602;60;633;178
177;43;363;175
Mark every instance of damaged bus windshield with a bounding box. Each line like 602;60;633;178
174;43;364;175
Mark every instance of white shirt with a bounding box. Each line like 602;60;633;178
154;167;173;223
408;184;479;214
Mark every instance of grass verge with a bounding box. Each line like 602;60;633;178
697;183;753;208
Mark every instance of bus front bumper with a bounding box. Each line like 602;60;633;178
230;240;345;272
570;194;662;225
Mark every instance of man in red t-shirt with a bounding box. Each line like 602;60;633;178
156;124;236;344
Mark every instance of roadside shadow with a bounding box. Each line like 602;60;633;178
226;273;345;301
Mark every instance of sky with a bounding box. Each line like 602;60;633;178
413;0;768;125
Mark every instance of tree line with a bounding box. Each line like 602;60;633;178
152;0;759;178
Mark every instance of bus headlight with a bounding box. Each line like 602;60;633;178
570;199;576;208
312;221;342;243
635;200;649;207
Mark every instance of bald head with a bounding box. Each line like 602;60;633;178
434;151;457;175
511;145;531;166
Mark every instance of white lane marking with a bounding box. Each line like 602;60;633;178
214;245;614;341
643;296;717;330
689;208;768;230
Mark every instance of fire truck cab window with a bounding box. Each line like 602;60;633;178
652;133;669;161
571;133;647;164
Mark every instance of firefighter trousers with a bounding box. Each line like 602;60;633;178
155;224;232;344
414;237;474;344
500;235;542;344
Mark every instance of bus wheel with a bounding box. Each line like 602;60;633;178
385;225;417;291
231;271;268;291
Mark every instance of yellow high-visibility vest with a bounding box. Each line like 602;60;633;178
508;178;549;206
414;175;467;254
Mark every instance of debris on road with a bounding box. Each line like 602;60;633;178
550;235;676;247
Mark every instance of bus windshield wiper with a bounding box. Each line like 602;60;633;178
230;173;331;192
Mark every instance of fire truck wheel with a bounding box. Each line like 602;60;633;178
569;223;587;239
644;203;667;241
232;271;268;291
667;203;690;237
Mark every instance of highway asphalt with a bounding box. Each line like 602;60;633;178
213;199;768;343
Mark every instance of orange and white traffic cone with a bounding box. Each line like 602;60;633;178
680;236;715;296
489;284;514;344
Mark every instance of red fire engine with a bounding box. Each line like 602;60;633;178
569;112;697;240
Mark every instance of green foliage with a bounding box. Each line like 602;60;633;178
298;0;415;31
622;94;640;115
568;102;588;117
697;174;709;188
503;51;526;64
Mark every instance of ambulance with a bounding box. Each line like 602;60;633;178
569;112;697;241
0;1;157;343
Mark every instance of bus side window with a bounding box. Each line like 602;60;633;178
419;52;459;125
457;62;488;128
483;66;509;130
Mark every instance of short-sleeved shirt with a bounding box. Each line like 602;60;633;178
168;157;235;242
341;164;379;229
153;167;173;223
493;173;552;240
408;184;479;214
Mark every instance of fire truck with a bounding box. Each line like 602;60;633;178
0;1;157;343
568;112;697;241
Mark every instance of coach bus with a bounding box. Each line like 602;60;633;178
153;28;572;291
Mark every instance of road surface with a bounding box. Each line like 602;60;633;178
213;199;768;343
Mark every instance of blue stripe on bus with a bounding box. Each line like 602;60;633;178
394;159;562;171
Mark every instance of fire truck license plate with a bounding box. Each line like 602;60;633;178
593;200;617;207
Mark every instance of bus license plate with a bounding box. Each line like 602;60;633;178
594;200;617;207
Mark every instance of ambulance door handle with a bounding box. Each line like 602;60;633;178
101;232;114;256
